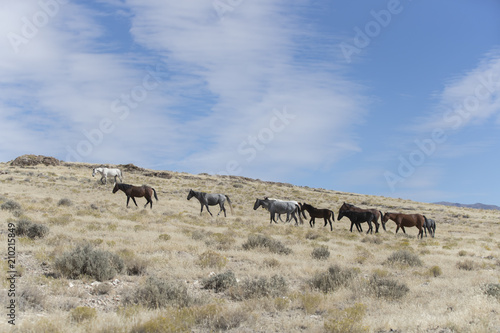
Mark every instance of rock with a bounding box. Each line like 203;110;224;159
10;155;61;167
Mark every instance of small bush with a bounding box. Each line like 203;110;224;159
298;292;323;314
124;276;192;309
483;283;500;300
71;306;97;323
230;275;288;300
309;265;358;293
458;250;468;257
311;246;330;260
242;234;292;255
130;309;195;333
16;219;49;239
197;250;227;269
369;275;409;300
202;271;237;292
385;250;422;267
158;234;171;241
205;232;236;251
55;244;124;281
457;259;476;271
324;303;368;333
1;200;21;211
429;265;442;277
57;198;73;207
18;285;46;311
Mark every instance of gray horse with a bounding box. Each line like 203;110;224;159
423;216;436;237
187;189;234;217
253;198;303;225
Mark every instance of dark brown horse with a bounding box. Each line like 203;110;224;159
382;212;425;239
338;202;382;232
300;203;334;231
112;183;158;209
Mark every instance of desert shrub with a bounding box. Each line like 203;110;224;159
242;234;292;255
324;303;368;333
16;219;49;239
311;246;330;260
197;250;227;269
230;275;288;300
158;234;171;241
16;218;32;236
457;259;476;271
429;265;442;277
131;308;195;333
483;283;500;300
458;250;468;257
1;200;21;211
369;275;409;300
309;264;358;293
18;285;46;311
202;270;237;292
262;258;281;268
55;244;124;281
124;276;193;309
118;249;148;276
57;198;73;206
70;306;97;323
361;236;383;244
385;250;422;267
194;303;248;331
191;230;207;240
297;292;323;314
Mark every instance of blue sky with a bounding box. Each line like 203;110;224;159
1;0;499;205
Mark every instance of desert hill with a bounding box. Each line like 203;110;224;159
1;157;499;332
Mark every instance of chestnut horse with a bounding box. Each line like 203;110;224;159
382;212;425;239
338;202;382;232
112;183;158;209
300;203;334;231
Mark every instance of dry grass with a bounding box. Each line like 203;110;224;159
1;161;499;332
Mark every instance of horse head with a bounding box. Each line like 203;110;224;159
92;168;96;177
253;198;263;210
381;212;390;230
187;189;194;200
112;183;119;193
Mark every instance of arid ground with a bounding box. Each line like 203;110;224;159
1;158;499;332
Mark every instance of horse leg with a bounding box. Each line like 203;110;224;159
395;225;400;234
401;226;406;234
326;217;332;231
205;205;213;217
366;221;373;234
131;197;138;207
126;196;130;208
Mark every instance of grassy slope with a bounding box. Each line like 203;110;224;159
0;161;499;333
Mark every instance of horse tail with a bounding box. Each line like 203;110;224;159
379;211;383;223
296;204;304;225
225;195;234;214
153;188;159;201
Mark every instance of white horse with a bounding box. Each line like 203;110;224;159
92;167;123;184
265;197;300;223
254;198;303;225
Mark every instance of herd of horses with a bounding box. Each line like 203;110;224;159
92;167;437;238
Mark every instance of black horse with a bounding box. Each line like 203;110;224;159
187;189;233;217
112;183;158;209
300;203;334;231
423;216;436;238
338;210;377;234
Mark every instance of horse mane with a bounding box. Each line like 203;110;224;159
118;183;133;190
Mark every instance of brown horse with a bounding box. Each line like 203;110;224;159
300;203;334;231
382;212;425;238
112;183;158;209
338;202;382;232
